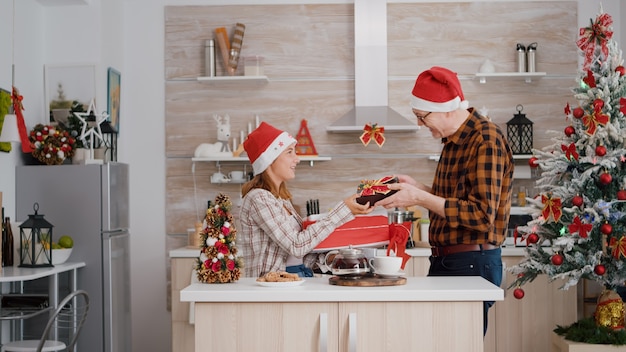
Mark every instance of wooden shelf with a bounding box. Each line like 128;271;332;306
475;72;546;83
192;155;331;167
196;76;269;84
428;154;533;161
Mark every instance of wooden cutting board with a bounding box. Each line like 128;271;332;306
328;274;407;287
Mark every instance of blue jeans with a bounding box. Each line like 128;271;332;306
286;264;314;277
428;247;502;336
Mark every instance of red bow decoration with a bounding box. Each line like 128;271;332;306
577;13;613;70
583;70;597;88
360;123;385;147
386;223;412;269
11;87;32;153
357;176;395;196
609;236;626;259
583;103;609;135
620;97;626;116
561;143;579;162
568;216;592;238
564;102;571;117
541;194;562;223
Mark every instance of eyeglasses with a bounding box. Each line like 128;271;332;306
415;111;432;123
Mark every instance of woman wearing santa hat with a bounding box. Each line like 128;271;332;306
239;122;373;278
375;66;514;335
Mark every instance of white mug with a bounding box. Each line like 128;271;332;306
229;171;245;181
211;172;229;183
368;256;402;275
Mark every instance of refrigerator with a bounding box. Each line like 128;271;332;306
15;163;131;352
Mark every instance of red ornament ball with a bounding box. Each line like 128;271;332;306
527;233;539;244
600;223;613;235
599;172;613;185
564;126;575;137
617;190;626;200
573;107;584;119
572;195;584;207
617;66;625;76
594;99;605;110
528;157;539;168
513;288;525;299
594;265;606;276
595;145;607;157
551;254;564;266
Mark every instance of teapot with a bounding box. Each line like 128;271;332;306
323;246;370;276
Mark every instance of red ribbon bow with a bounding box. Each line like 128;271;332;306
583;104;609;135
620;97;626;116
541;194;562;223
360;123;385;147
609;236;626;259
358;176;395;196
576;13;613;70
583;70;597;88
568;216;592;238
561;143;579;162
386;223;411;269
11;86;32;153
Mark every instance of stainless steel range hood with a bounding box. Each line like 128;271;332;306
327;0;418;133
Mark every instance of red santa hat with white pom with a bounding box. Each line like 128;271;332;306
410;66;469;112
244;122;297;176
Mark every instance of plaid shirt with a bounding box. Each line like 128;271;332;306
239;188;354;277
429;108;514;247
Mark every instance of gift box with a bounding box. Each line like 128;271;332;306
311;215;389;252
355;176;398;205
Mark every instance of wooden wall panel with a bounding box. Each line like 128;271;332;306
164;2;578;243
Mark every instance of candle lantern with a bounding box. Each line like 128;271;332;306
506;104;534;155
18;203;54;267
100;120;118;162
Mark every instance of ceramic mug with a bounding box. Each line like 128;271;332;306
368;256;402;275
211;172;229;183
229;171;245;182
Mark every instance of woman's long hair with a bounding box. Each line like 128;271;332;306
241;171;292;200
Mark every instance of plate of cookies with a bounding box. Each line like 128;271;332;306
256;271;304;287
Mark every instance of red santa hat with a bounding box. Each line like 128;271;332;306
410;66;469;112
244;122;297;175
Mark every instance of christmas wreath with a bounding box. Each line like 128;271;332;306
29;124;76;165
195;194;243;283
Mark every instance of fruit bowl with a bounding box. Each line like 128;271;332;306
52;248;73;265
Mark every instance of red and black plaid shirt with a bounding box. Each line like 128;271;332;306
429;108;514;247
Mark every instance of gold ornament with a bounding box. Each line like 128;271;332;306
595;289;625;329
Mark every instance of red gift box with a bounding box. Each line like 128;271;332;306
306;215;412;252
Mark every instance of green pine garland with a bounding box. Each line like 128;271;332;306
555;317;626;345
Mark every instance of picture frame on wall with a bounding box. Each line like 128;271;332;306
44;64;96;125
107;67;121;132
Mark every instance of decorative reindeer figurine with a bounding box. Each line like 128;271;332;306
193;114;232;157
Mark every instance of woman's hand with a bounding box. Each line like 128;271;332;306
344;194;374;215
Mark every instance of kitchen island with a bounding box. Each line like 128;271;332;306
180;276;503;352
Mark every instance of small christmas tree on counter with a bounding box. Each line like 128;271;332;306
195;193;243;283
508;8;626;334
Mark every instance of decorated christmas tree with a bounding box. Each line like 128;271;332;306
509;9;626;331
195;193;243;283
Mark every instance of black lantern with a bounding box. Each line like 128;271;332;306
96;120;118;162
506;104;534;155
18;203;54;267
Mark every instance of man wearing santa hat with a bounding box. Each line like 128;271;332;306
376;66;515;335
239;122;373;278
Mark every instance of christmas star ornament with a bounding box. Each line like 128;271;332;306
73;99;108;163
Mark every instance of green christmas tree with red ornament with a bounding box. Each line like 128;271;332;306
508;9;626;336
